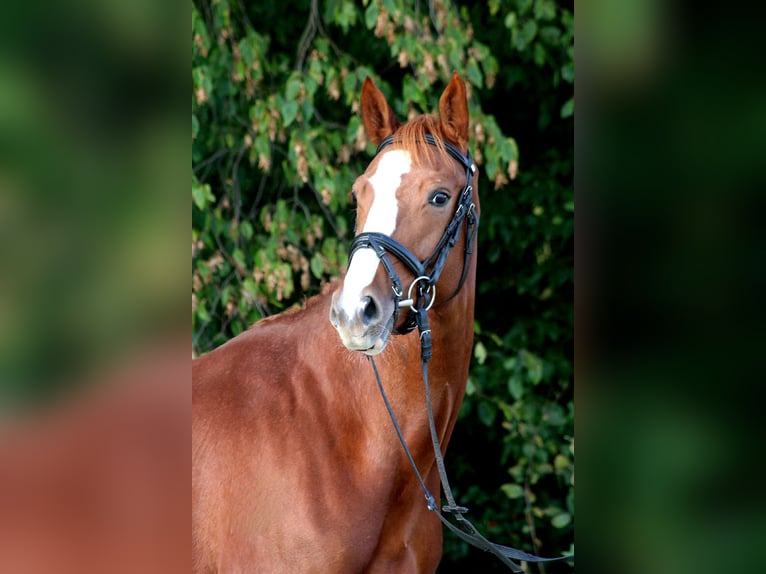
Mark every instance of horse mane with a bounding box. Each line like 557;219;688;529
389;115;455;169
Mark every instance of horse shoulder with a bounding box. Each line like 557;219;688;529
193;290;395;571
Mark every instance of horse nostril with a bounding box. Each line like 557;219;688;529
361;295;378;325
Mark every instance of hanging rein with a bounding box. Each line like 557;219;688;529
349;135;574;572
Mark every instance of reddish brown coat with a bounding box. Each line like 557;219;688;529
193;73;479;573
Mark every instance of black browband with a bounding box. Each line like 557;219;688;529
347;134;479;333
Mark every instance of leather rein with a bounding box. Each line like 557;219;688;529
351;135;574;571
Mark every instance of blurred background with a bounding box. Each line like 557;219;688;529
580;1;766;573
0;0;189;572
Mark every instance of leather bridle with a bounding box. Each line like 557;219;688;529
348;134;478;334
349;134;574;571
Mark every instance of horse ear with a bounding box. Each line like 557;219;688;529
438;71;470;152
361;77;401;146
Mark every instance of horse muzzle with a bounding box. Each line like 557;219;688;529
329;289;395;355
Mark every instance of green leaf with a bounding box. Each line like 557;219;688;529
220;286;231;306
364;2;378;29
281;264;294;299
342;73;357;98
508;373;524;400
474;340;487;364
561;63;574;84
448;45;463;70
310;253;324;279
242;278;258;298
501;483;525;499
552;512;572;528
402;75;426;110
535;0;556;21
197;300;210;322
527;359;543;385
477;400;496;427
281;100;299;127
192;180;215;210
561;97;574;118
233;249;246;269
534;42;546;67
517;20;538;50
304;74;318;98
286;75;303;100
255;134;271;165
466;59;483;88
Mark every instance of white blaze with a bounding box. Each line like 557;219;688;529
340;150;411;316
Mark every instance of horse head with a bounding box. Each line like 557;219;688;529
330;72;478;354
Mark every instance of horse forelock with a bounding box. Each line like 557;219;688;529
389;115;457;170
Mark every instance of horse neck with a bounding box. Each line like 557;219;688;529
376;262;477;454
425;266;476;425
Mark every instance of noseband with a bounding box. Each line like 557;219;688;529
348;134;479;333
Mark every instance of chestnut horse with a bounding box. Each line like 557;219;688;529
194;73;505;572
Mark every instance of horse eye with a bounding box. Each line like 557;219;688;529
429;190;451;207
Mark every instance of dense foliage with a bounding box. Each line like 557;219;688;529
192;0;573;570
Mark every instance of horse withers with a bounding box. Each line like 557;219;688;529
193;72;479;573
